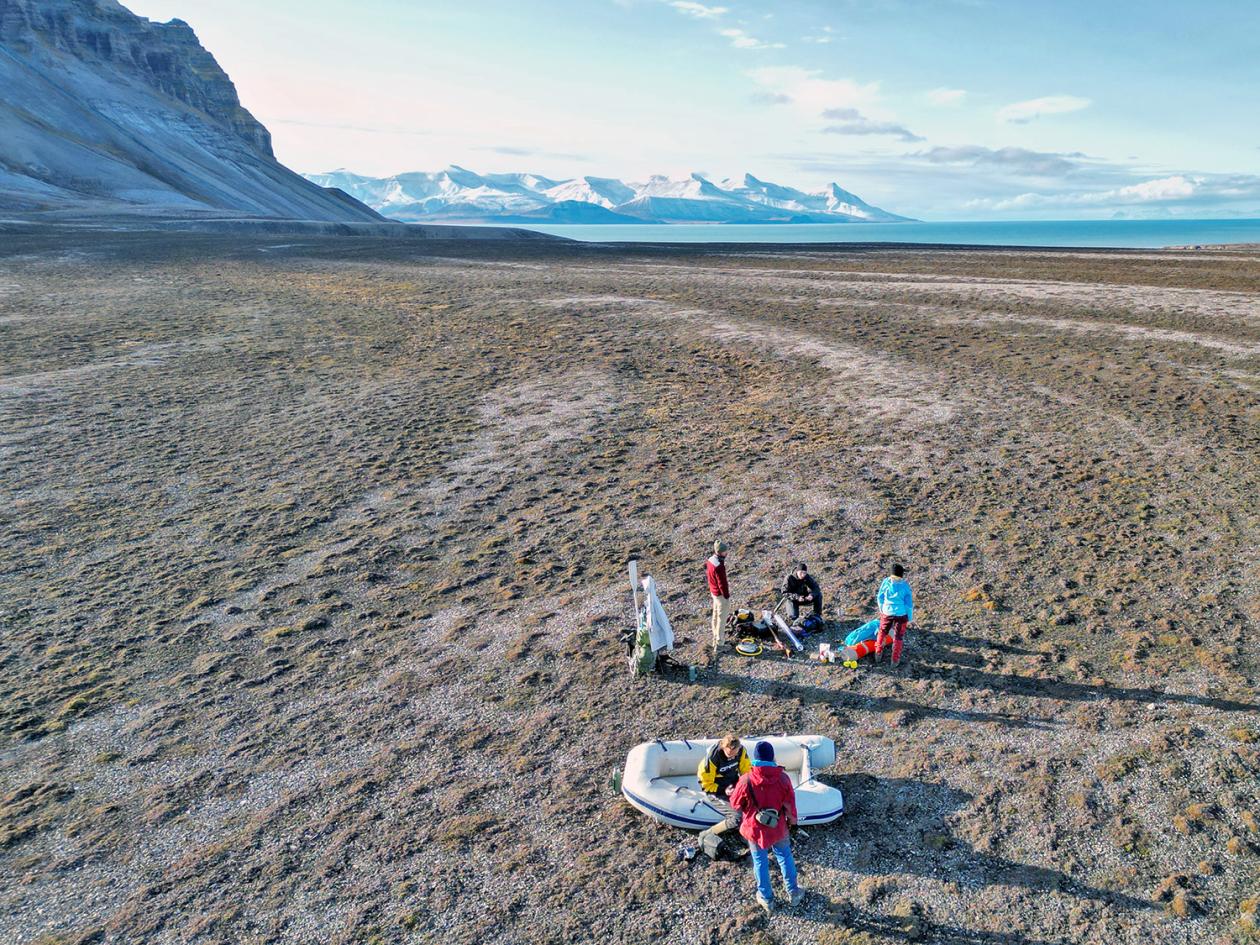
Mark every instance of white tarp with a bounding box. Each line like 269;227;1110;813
640;576;674;653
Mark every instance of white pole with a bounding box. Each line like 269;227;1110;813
628;558;641;621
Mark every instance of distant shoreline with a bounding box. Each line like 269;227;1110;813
0;216;1254;255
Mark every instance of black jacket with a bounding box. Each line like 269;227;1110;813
781;572;822;601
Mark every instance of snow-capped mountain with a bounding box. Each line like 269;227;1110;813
304;168;913;224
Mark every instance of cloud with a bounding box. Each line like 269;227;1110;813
987;176;1203;210
476;145;590;161
750;92;793;105
997;95;1091;124
666;1;728;18
818;106;922;142
719;27;785;49
926;87;966;106
822;119;924;142
747;66;881;116
913;145;1088;177
803;25;836;44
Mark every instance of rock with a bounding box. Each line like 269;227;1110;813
0;0;383;220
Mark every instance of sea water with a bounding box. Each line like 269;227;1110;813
510;218;1260;249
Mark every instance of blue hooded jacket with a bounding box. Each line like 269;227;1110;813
877;577;913;621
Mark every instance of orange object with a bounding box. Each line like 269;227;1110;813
845;639;881;660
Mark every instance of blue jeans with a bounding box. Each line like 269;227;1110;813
749;837;798;902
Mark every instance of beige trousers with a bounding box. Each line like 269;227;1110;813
711;595;731;647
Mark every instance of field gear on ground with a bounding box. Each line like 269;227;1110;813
734;638;763;657
625;560;677;677
798;613;824;635
727;608;759;638
876;613;908;665
627;612;658;675
771;611;804;653
699;827;724;858
845;619;880;647
697;790;745;858
698;743;751;796
842;638;881;661
877;576;914;622
641;575;674;653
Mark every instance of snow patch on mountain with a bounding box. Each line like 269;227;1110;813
305;167;914;224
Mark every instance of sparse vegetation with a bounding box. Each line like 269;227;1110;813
0;230;1256;944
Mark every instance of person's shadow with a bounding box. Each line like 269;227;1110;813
787;774;1155;941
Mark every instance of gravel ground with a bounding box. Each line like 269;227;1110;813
1;228;1257;945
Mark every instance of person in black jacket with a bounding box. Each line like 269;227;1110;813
781;562;823;620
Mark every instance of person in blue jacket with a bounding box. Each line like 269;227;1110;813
874;564;915;667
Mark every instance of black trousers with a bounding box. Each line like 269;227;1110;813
785;596;822;620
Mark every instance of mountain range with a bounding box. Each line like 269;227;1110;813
0;0;380;221
306;167;914;225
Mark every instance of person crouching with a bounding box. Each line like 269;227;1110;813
695;734;750;857
729;741;803;914
781;561;823;621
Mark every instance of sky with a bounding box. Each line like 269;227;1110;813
122;0;1260;220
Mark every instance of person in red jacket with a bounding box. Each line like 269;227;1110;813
705;540;731;655
729;741;803;913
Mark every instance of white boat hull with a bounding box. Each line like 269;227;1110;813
621;735;844;830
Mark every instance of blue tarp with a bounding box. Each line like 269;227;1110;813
844;619;880;647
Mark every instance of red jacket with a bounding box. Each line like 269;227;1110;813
729;764;797;849
706;554;729;598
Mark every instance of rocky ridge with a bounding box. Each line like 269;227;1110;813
0;0;381;221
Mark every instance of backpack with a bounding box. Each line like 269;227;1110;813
627;612;657;676
799;613;824;634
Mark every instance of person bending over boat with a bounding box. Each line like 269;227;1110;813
781;562;823;621
695;734;750;857
729;741;803;914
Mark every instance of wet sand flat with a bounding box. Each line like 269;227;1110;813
1;229;1258;945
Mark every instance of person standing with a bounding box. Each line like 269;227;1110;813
729;741;802;914
695;734;750;857
706;540;731;655
780;561;823;621
875;563;915;667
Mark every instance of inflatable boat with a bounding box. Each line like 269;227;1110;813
621;735;844;830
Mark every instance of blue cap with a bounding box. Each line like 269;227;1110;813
754;740;775;763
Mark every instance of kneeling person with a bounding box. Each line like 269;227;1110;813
696;734;750;856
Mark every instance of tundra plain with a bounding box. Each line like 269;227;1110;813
1;228;1258;945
